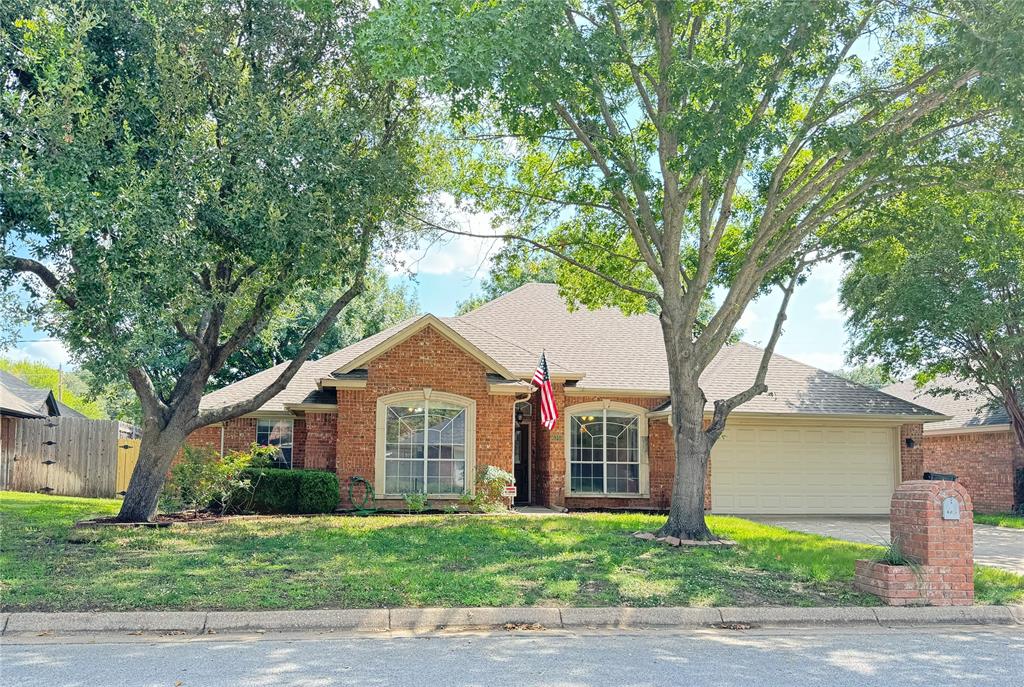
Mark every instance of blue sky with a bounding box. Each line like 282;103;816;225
6;229;850;373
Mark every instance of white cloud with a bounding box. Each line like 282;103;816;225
4;339;72;367
814;294;844;321
392;195;504;280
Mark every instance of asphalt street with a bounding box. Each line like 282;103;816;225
3;625;1023;687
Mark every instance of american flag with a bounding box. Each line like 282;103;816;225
532;352;558;430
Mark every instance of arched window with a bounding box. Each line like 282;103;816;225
566;402;647;495
376;390;476;496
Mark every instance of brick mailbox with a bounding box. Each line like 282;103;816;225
854;479;974;606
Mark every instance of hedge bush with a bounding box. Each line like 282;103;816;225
240;468;340;514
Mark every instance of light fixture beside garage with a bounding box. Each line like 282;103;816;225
905;438;916;448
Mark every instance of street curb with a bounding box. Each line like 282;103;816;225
2;605;1021;636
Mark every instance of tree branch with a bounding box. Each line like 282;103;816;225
3;256;77;309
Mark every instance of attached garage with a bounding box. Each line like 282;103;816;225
710;421;900;515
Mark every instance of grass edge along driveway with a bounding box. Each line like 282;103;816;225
2;491;1022;612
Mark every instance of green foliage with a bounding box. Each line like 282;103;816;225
402;492;430;514
160;445;255;515
832;364;892;390
0;358;105;418
459;464;515;513
873;539;918;567
839;135;1024;447
242;468;340;515
1;0;422;437
212;269;419;388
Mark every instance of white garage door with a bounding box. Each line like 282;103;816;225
710;423;897;515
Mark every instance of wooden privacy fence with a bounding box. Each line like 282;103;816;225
0;416;140;498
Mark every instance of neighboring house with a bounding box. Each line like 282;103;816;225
190;283;946;515
1;368;86;447
883;378;1022;513
0;369;86;419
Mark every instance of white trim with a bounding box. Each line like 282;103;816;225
563;387;669;398
284;403;338;413
647;408;951;425
564;400;649;498
319;379;367;390
489;381;536;395
338;315;518;380
923;423;1012;437
374;389;477;498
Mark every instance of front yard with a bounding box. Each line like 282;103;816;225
2;491;1022;611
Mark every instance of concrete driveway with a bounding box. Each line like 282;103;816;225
751;517;1024;574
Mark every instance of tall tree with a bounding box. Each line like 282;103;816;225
214;268;419;386
840;138;1024;452
1;0;421;521
367;0;1020;537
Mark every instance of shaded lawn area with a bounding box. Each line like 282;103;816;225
975;513;1024;529
2;491;1022;611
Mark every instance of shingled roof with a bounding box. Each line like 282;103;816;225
199;283;946;421
0;370;86;419
882;378;1009;433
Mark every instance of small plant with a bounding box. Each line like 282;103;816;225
873;538;918;567
443;503;460;515
403;492;430;514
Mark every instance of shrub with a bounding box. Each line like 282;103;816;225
459;465;515;513
160;445;255;514
403;492;429;514
240;468;340;514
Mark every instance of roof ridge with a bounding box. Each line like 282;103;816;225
448;318;557;371
455;282;554;320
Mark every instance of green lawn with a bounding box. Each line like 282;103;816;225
2;491;1022;611
975;513;1024;529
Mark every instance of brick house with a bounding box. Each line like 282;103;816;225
883;379;1022;513
190;283;946;513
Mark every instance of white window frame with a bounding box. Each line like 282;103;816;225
375;389;476;498
256;417;294;469
564;400;649;497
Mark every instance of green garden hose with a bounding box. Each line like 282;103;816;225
348;475;377;515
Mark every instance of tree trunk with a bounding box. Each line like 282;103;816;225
1003;388;1024;455
658;322;715;540
116;421;189;522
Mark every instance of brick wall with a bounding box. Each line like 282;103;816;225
899;423;925;482
304;412;337;471
919;429;1017;514
335;326;517;507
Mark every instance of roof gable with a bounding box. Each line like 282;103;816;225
334;314;518;380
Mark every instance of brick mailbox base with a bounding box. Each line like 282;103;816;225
854;480;974;606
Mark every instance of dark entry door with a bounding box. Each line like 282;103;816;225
513;423;530;505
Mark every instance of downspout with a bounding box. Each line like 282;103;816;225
220;425;225;458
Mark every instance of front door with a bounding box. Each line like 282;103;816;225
513;422;530;505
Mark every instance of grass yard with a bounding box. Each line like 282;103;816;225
975;513;1024;529
2;491;1022;611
